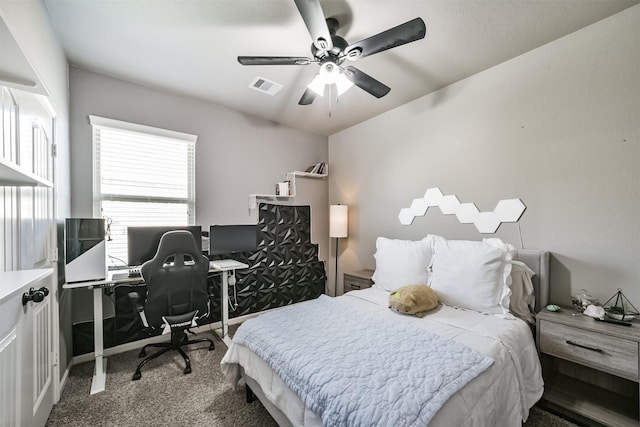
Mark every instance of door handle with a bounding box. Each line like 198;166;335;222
22;286;50;306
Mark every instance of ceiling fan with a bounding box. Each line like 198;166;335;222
238;0;426;105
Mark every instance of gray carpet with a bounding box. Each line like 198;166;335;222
47;332;578;426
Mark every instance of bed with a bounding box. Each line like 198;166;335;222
221;236;549;426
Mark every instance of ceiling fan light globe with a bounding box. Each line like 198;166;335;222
307;74;326;97
335;73;354;96
320;62;340;84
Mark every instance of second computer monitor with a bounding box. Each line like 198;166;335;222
209;224;258;256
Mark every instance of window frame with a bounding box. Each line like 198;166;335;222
90;115;197;265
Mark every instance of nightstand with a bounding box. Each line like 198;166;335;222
537;309;640;426
343;269;374;293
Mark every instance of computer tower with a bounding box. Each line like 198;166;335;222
65;218;107;283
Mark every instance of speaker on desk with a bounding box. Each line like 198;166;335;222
65;218;107;283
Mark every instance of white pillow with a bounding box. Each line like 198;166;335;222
509;260;536;324
372;236;436;291
428;236;514;317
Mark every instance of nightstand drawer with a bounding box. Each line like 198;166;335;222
343;270;373;293
539;319;639;381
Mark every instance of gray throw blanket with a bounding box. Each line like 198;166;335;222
233;295;493;426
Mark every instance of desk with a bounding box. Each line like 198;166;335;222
209;260;250;347
63;259;248;394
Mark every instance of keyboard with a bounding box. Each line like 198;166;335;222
111;272;130;281
110;267;142;281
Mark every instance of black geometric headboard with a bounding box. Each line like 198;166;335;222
208;203;326;319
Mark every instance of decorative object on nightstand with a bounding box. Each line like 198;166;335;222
536;309;640;426
329;204;348;297
343;269;374;293
603;288;639;322
571;288;598;312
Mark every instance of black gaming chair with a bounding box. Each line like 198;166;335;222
129;230;214;381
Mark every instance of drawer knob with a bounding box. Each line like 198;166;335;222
22;286;50;306
566;340;603;353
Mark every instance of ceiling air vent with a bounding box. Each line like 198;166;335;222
249;76;283;96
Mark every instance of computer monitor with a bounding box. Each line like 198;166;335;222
209;224;258;256
127;225;202;266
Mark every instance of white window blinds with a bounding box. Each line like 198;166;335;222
90;115;197;267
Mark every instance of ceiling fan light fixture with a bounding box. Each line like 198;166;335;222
308;63;354;97
307;73;326;96
320;62;339;84
335;72;354;96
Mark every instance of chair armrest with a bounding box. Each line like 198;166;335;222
128;291;149;328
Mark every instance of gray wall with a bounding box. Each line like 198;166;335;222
68;67;331;322
328;5;640;307
69;67;328;228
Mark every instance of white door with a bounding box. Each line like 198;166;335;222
0;273;53;427
0;86;57;426
22;280;54;426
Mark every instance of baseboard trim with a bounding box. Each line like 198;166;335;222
58;363;71;398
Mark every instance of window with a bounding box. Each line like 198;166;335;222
90;116;196;267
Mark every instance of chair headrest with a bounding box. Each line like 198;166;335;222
153;230;201;259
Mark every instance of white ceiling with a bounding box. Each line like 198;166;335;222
43;0;638;136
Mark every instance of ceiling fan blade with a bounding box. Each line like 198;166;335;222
344;66;390;98
238;56;312;66
298;88;316;105
343;17;426;60
293;0;333;51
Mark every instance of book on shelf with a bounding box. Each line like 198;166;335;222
305;162;326;175
275;181;290;196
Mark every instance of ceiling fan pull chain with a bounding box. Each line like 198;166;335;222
329;85;333;118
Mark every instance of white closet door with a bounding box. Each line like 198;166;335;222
0;274;53;427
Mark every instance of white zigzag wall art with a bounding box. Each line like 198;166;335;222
398;187;526;233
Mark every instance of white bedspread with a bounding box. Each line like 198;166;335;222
221;288;544;426
232;295;493;426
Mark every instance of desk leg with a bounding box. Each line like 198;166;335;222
90;287;107;394
221;272;232;347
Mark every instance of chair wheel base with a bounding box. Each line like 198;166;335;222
132;371;141;381
184;366;192;374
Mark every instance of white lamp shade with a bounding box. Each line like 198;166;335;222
330;205;348;238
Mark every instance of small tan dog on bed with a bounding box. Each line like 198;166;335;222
389;284;439;318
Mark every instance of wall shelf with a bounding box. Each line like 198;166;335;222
249;170;327;210
0;157;53;187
